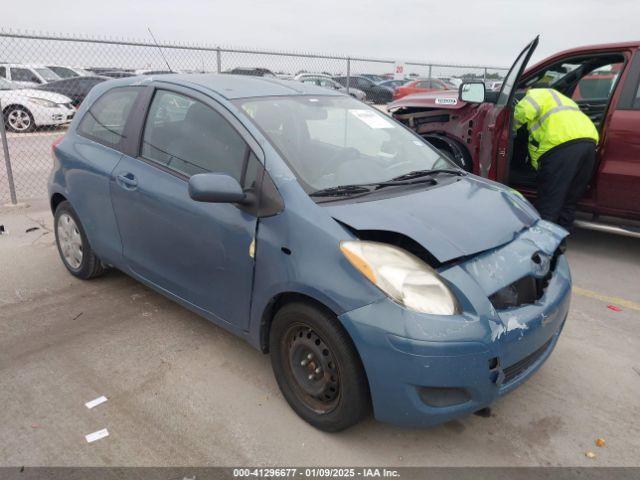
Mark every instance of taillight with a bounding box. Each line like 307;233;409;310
51;135;64;162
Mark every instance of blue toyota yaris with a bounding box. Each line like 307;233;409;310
49;74;571;431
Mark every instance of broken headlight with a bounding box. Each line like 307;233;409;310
340;240;460;315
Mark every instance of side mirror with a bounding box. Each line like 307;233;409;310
459;82;486;103
188;173;247;204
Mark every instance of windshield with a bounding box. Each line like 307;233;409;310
0;78;18;90
34;67;60;82
237;95;452;192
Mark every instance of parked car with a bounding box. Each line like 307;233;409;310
49;74;571;431
226;67;276;77
98;71;136;79
295;74;366;101
377;79;407;90
360;74;385;83
333;75;394;103
389;37;640;237
0;63;61;87
86;67;134;75
46;65;93;78
135;69;175;75
36;76;107;108
393;78;452;100
486;81;504;92
1;77;75;132
439;77;463;88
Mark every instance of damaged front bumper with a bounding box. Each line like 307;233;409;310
338;220;571;427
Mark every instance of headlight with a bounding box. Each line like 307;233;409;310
340;240;460;315
27;97;57;108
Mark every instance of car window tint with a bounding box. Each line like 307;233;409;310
77;87;141;149
0;67;5;78
11;68;40;83
634;80;640;109
141;90;247;180
48;66;75;79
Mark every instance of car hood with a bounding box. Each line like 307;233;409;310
387;89;466;111
324;176;539;263
11;88;72;104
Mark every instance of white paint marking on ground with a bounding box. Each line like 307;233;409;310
85;395;108;409
85;428;109;443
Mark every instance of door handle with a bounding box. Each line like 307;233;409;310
116;172;138;189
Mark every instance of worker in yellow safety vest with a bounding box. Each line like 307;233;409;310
514;88;599;231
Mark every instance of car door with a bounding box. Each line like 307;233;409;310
478;37;539;179
110;85;260;330
69;85;144;264
595;49;640;214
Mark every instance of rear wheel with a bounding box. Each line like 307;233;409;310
54;201;106;279
269;302;370;432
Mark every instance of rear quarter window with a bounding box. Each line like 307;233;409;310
77;87;141;150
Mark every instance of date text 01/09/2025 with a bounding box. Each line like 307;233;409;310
232;468;401;478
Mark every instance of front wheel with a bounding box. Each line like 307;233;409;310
269;302;371;432
4;106;35;133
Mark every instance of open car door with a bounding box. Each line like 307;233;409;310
478;36;539;179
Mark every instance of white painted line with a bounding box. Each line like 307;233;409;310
85;395;108;409
85;428;109;443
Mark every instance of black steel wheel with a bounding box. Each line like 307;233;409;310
284;324;341;413
269;301;370;432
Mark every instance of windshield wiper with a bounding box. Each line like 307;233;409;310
309;169;467;198
309;184;373;197
390;168;467;182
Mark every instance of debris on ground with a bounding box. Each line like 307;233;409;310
25;227;39;233
585;451;596;459
85;428;109;443
0;225;5;235
72;312;83;321
607;305;622;312
85;395;108;410
596;438;606;447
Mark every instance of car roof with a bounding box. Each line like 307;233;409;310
1;64;51;68
124;73;342;100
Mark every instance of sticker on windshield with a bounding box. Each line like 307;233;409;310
435;97;457;105
349;109;394;129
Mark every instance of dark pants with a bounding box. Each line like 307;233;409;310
536;139;596;231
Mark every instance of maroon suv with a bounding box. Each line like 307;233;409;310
389;37;640;237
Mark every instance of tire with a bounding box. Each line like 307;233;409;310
4;106;35;133
54;201;106;279
269;301;371;432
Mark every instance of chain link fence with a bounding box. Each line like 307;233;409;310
0;29;508;203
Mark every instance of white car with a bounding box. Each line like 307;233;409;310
46;65;93;79
0;64;61;87
294;74;367;102
1;78;75;133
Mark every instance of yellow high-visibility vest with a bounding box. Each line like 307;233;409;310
514;88;599;169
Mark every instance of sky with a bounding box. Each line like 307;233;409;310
3;0;639;68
